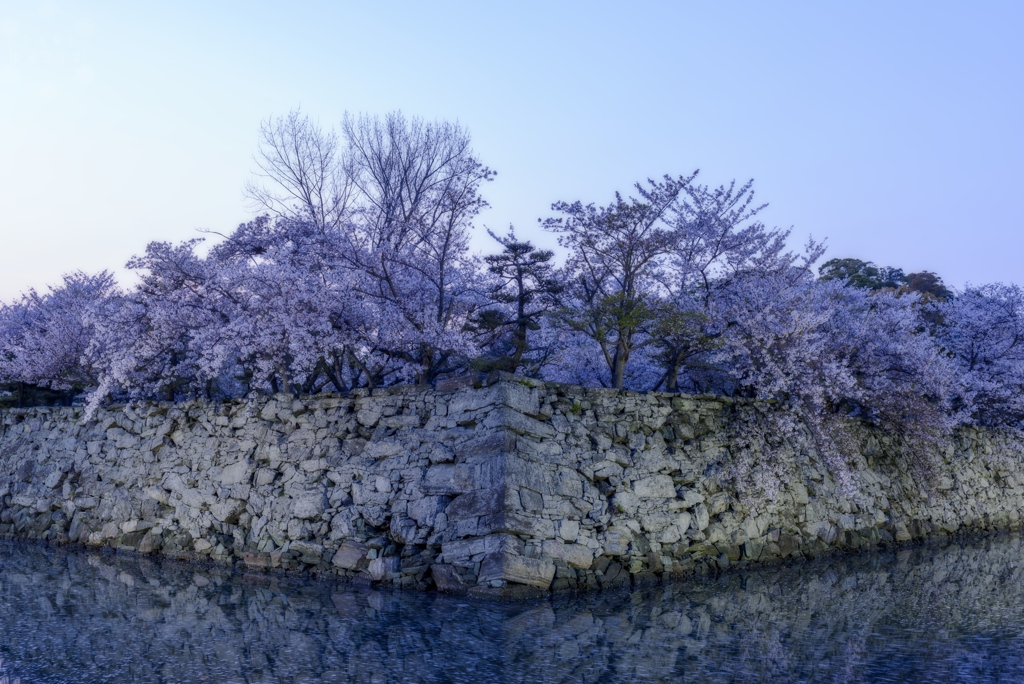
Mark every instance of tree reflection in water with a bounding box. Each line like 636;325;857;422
0;535;1023;682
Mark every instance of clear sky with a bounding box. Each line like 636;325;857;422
1;1;1022;301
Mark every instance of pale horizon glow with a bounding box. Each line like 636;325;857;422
1;1;1022;301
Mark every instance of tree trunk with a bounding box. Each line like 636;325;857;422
665;360;680;392
611;339;628;390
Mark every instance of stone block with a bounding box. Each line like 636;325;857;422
421;465;476;495
178;487;208;511
44;469;66;489
500;508;556;538
219;460;252;485
634;475;675;499
290;541;325;564
707;492;732;516
242;552;272;569
301;458;328;473
602;526;633;556
442;533;524;564
447;384;501;416
210;499;246;524
431;564;468;593
612;491;638;514
791;482;810;505
554;469;584;498
504;409;556;439
138;530;162;554
444;488;502;523
541;540;595;569
117;530;147;549
558;519;581;542
478;552;555;589
519;487;544;512
408;496;447;527
504;453;550;492
332;541;368;570
355;399;382;427
363;440;402;460
435;375;479;393
592;460;623;481
144;487;169;505
679;489;704;509
389;515;418;544
501;381;540;415
693;503;710;531
291;489;325;520
367;556;400;581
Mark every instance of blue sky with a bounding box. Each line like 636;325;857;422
1;1;1022;300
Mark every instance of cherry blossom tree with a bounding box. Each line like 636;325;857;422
203;216;359;394
651;178;807;393
1;119;1020;499
0;271;118;405
247;110;494;385
718;270;958;492
936;283;1024;429
543;174;697;389
85;239;223;407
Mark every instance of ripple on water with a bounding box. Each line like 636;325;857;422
0;535;1023;683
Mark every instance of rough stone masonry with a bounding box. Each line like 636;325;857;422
1;375;1022;597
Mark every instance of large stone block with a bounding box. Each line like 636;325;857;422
444;488;502;523
501;381;540;416
421;464;477;495
332;541;368;570
367;556;400;581
431;564;467;593
499;507;556;538
634;475;675;499
541;540;595;569
408;496;447;527
447;383;502;417
218;460;252;485
503;409;556;439
210;499;246;524
442;533;524;564
478;552;555;589
291;488;325;520
290;540;325;564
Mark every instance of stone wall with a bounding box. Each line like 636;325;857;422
0;376;1022;595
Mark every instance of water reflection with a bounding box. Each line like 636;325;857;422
1;535;1023;682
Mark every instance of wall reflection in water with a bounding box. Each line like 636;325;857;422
1;535;1023;683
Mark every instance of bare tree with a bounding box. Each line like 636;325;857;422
339;112;495;384
244;109;495;385
341;112;492;243
245;110;353;231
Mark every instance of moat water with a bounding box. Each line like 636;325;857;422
1;535;1023;683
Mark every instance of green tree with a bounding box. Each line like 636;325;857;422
903;271;952;300
474;229;563;375
818;258;907;290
